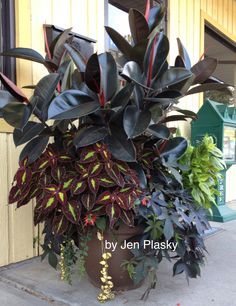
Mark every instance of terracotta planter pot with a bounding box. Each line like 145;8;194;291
85;223;144;291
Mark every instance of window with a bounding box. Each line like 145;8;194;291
204;25;236;104
0;0;16;83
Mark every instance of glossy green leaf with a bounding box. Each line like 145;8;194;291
110;83;134;109
122;61;147;88
186;83;231;95
1;47;45;64
0;72;28;102
52;28;72;66
191;58;217;85
148;124;170;139
2;102;31;129
105;26;133;60
0;91;17;117
155;68;193;89
19;135;49;164
129;9;149;44
34;73;60;120
98;52;118;101
64;43;86;72
161;115;189;123
160;137;188;160
123;105;151;138
13;121;45;146
106;131;136;162
48;90;99;120
148;3;165;32
73;126;108;148
85;53;100;93
177;38;191;69
144;32;169;81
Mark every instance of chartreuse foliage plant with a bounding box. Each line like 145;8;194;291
0;0;229;300
179;135;226;209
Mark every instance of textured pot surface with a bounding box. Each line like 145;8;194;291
85;223;144;291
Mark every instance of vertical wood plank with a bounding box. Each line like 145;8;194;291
71;0;88;35
96;0;105;53
233;0;236;36
206;0;213;16
31;0;52;85
168;0;180;65
52;0;71;28
227;0;233;34
217;0;224;25
87;0;97;41
223;0;229;29
212;0;218;21
0;134;9;266
15;0;33;93
7;137;35;263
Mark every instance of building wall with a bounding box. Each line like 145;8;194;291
168;0;236;136
0;0;236;266
0;0;105;267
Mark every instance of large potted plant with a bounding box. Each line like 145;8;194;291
0;1;229;302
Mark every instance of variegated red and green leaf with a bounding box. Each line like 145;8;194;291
58;153;72;163
35;158;50;171
41;194;58;213
88;162;103;177
106;204;121;228
51;167;66;182
120;210;135;227
93;142;110;159
115;193;129;210
75;162;86;174
17;185;40;208
81;193;96;210
71;179;87;195
52;214;69;235
62;200;81;224
44;184;58;194
15;167;32;188
105;162;124;187
87;177;99;194
100;147;111;160
62;177;74;190
80;148;97;163
116;161;130;175
99;175;116;187
9;185;29;204
96;191;112;205
56;191;67;205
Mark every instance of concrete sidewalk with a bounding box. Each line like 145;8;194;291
0;220;236;306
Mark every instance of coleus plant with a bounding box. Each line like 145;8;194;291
0;0;228;295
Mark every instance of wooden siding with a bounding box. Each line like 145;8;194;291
0;0;105;266
168;0;236;137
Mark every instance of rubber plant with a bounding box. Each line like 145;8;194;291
0;0;229;301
